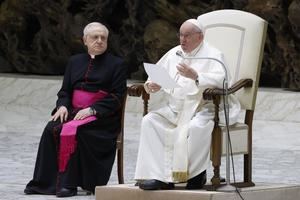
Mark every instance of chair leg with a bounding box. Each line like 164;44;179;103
210;126;222;190
211;166;221;186
117;148;124;184
244;154;250;182
243;110;254;187
243;154;255;187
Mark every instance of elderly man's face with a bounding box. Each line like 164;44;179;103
83;28;108;55
179;22;203;53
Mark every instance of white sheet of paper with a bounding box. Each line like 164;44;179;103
144;63;180;89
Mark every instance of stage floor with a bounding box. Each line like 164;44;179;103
95;183;300;200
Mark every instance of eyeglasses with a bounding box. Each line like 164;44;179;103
177;32;201;39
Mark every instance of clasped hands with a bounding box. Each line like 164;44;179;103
51;106;93;123
147;63;198;93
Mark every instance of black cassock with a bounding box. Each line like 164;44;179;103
25;52;127;194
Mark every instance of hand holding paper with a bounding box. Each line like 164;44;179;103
144;63;180;89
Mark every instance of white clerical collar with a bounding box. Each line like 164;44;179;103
183;42;203;57
90;54;95;59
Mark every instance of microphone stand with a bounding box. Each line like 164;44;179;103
176;51;235;192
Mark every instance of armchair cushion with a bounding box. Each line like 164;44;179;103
221;123;248;155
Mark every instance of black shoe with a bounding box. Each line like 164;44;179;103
186;170;207;189
220;176;226;182
56;187;77;197
134;181;140;186
24;187;40;195
139;179;174;190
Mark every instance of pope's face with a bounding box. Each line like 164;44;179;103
83;28;108;55
179;22;203;53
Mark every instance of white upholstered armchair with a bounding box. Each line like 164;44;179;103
198;9;268;189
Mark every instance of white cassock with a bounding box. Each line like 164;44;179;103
134;41;241;183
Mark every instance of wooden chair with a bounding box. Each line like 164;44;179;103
198;10;268;189
116;83;150;184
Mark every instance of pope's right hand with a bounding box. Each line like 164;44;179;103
147;81;161;93
51;106;68;123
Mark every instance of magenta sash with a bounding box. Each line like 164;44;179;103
58;89;108;172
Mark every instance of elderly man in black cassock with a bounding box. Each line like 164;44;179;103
24;22;127;197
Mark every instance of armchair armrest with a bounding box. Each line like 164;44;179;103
203;79;253;100
127;84;145;97
127;81;150;116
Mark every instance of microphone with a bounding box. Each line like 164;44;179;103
176;50;188;65
176;49;233;188
175;50;184;58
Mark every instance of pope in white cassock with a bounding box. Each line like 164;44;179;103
135;18;241;190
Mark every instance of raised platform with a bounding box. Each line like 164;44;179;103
95;183;300;200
